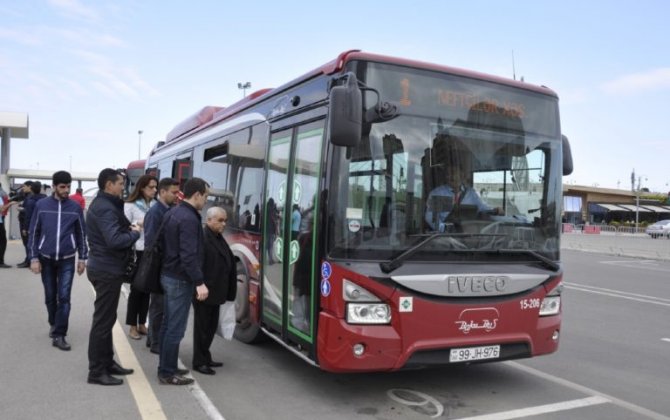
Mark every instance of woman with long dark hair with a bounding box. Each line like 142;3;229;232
124;174;158;339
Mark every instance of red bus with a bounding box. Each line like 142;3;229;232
145;50;573;372
124;159;147;197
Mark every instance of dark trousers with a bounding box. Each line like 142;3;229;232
87;269;124;376
147;292;164;352
126;251;150;325
20;229;29;264
192;300;220;367
0;220;6;264
40;257;75;337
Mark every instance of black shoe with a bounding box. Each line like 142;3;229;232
208;361;223;367
16;262;29;268
158;375;194;385
88;373;123;386
150;346;160;354
176;368;190;376
52;336;71;351
107;361;134;375
194;365;215;375
0;263;10;268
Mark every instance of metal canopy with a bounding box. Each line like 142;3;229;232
0;111;29;139
641;205;670;213
593;203;629;212
616;204;652;212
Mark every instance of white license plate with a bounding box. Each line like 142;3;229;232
449;345;500;363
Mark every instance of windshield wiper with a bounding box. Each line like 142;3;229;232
379;233;462;274
497;249;560;271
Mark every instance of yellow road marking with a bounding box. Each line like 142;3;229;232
113;321;167;420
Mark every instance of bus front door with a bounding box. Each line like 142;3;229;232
262;121;325;349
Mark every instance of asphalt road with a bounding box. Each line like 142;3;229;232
1;238;669;420
196;250;670;420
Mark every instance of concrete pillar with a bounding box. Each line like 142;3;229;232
1;127;9;174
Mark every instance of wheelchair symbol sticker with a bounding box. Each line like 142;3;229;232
321;261;332;280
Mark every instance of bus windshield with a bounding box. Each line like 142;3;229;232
328;62;563;263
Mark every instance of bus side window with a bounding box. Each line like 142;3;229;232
201;136;234;217
173;157;192;187
235;124;269;232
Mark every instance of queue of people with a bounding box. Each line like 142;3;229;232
2;169;237;387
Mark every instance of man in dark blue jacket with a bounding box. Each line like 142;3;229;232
28;171;88;351
86;168;140;386
18;181;45;267
158;177;209;385
143;177;180;354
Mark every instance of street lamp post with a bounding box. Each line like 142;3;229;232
635;174;647;232
237;82;251;98
138;130;143;160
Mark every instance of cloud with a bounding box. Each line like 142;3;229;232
71;49;159;100
48;0;99;22
558;87;590;105
0;27;43;46
601;68;670;95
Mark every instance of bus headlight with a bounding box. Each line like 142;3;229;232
346;303;391;324
539;296;560;316
343;279;381;302
539;282;562;316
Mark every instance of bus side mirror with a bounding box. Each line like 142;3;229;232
329;73;362;147
562;135;573;176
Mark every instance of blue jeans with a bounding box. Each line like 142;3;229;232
40;257;75;337
158;274;194;377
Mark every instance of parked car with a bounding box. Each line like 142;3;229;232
645;220;670;238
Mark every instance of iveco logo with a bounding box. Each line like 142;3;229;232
446;276;508;294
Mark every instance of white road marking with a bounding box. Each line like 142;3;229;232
387;389;444;418
454;396;609;420
506;361;670;420
599;260;670;273
662;338;670;343
564;282;670;307
112;285;226;420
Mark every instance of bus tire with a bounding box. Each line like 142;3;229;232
233;257;265;344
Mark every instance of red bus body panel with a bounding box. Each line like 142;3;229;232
317;262;560;372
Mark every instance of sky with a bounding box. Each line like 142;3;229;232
1;0;670;192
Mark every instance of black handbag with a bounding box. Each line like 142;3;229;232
132;217;169;293
123;251;137;284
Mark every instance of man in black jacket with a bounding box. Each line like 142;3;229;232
18;181;45;267
192;207;237;375
86;168;141;386
158;177;209;385
143;177;180;354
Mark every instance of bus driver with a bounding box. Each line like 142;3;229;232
424;141;497;231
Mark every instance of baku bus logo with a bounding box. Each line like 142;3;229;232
454;308;499;334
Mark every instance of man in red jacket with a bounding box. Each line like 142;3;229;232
70;187;86;210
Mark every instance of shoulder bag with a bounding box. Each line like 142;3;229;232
132;216;169;293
